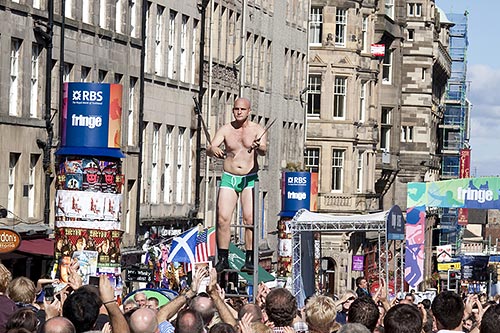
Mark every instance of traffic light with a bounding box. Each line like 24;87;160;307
447;269;460;291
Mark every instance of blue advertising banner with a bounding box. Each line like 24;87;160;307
281;172;311;216
386;205;405;240
460;255;490;282
57;82;124;158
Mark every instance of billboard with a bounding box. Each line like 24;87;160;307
58;82;124;158
281;172;311;216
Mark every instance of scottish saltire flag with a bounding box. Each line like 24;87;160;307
167;227;198;263
184;227;216;272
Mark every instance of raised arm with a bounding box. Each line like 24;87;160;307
99;275;130;333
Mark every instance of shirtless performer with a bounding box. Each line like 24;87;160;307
207;97;267;274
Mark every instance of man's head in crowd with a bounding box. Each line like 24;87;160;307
123;298;138;313
129;308;159;333
209;323;237;333
134;291;148;308
356;277;368;289
479;303;500;333
400;293;415;305
338;323;370;333
5;308;39;332
238;303;263;323
63;287;101;333
431;291;464;331
348;297;379;332
0;264;12;293
189;294;216;327
175;309;205;333
147;297;159;312
384;304;422;333
7;277;36;304
265;288;297;327
40;316;76;333
305;295;339;333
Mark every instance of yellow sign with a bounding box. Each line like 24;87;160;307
437;262;461;271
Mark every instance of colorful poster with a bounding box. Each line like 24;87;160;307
407;177;500;209
55;190;122;223
405;206;426;288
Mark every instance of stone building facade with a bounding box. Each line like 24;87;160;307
306;0;452;294
0;0;308;276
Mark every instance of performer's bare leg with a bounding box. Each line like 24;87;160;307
215;188;238;272
240;186;254;273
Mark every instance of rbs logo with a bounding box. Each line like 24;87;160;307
287;176;307;185
72;90;104;102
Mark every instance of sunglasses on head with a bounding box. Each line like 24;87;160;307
347;297;356;301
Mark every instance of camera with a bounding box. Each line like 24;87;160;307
88;276;100;287
44;285;55;302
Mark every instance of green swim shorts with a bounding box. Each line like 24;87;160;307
220;172;258;193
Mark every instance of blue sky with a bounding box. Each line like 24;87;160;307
436;0;500;176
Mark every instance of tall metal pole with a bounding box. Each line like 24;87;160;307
136;0;147;232
195;0;210;217
42;0;54;225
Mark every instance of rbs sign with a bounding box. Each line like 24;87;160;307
58;82;124;158
282;172;311;215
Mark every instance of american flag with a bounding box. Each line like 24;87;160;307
184;227;216;272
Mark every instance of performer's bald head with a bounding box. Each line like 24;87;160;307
40;316;76;333
129;308;159;333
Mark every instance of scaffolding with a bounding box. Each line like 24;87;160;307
289;208;405;306
439;12;470;244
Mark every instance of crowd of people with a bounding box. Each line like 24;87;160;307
2;261;500;333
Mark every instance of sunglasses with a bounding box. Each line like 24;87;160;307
346;297;356;302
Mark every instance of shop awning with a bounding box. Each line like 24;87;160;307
16;239;54;256
228;243;275;284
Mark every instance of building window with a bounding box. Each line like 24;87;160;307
33;0;41;9
63;63;73;82
408;3;422;17
154;5;164;76
333;77;346;118
130;0;137;37
331;149;344;192
99;0;106;28
359;81;366;122
408;29;414;41
167;10;177;79
335;9;346;47
422;67;426;81
114;73;122;84
307;74;321;117
163;125;173;203
180;15;188;82
385;0;394;19
191;19;198;84
65;0;72;18
8;153;20;218
144;2;151;73
81;66;91;82
382;48;392;84
128;77;137;146
304;148;320;173
357;151;363;193
176;127;185;204
380;107;392;151
98;69;107;83
28;154;40;218
141;122;149;203
401;125;414;142
115;0;122;32
82;0;91;23
30;44;41;118
361;15;368;52
309;7;322;45
151;123;160;204
9;39;21;117
188;131;194;204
